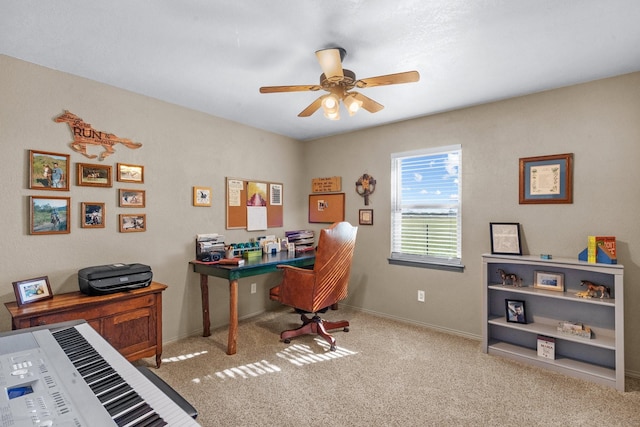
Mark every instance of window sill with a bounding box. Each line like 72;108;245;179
387;257;465;272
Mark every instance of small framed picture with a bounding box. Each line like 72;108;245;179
81;202;105;228
119;214;146;232
519;153;573;204
12;276;53;306
77;163;112;187
534;271;565;292
193;186;212;207
359;209;373;225
490;222;522;255
505;299;527;324
117;163;144;183
30;196;71;235
29;150;70;190
119;189;146;207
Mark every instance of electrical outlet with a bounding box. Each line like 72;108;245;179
417;290;425;302
251;283;257;294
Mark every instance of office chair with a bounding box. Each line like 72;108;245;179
269;221;358;350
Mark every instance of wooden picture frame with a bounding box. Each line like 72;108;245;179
193;186;212;206
81;202;105;228
29;150;70;190
534;271;565;292
505;299;527;324
308;193;345;223
490;222;522;255
119;214;146;232
30;196;71;235
77;163;112;187
12;276;53;306
519;153;573;204
119;189;146;207
117;163;144;183
359;209;373;225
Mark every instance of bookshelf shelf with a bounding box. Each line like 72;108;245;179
482;254;624;391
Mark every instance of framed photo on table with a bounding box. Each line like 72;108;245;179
12;276;53;306
490;222;522;255
519;153;573;204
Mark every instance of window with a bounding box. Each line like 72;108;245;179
390;145;462;269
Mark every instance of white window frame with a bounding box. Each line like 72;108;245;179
389;145;463;270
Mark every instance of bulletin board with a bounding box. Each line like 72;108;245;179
308;193;345;223
226;177;283;229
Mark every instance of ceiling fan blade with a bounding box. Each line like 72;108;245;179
315;48;345;80
351;92;384;113
298;96;324;117
355;70;420;88
260;84;321;93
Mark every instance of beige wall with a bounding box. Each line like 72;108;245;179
1;55;639;377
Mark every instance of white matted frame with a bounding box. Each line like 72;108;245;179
490;222;522;255
534;271;565;292
12;276;53;306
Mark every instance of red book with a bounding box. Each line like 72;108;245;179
596;236;616;259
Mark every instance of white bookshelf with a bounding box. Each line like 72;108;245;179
481;254;624;391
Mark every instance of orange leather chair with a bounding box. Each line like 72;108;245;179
269;222;358;350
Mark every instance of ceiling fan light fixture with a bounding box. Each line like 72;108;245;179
344;94;363;116
321;94;340;119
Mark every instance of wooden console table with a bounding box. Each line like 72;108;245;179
4;282;166;367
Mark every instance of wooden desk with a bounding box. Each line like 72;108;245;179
4;282;166;367
190;251;315;355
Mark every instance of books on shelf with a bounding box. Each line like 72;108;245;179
579;235;617;264
537;335;555;360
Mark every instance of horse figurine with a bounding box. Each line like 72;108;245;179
580;280;610;299
54;110;142;160
497;269;522;287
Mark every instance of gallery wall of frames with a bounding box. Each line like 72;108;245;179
28;149;146;235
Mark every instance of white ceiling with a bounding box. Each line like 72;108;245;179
2;1;640;141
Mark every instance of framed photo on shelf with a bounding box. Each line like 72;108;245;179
193;186;212;206
30;196;71;235
80;202;105;228
12;276;53;306
505;299;527;324
359;209;373;225
77;163;112;187
119;214;146;232
490;222;522;255
119;189;146;208
29;150;70;190
534;271;565;292
519;153;573;204
116;163;144;183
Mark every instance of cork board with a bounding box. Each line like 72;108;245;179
308;193;345;223
226;177;283;229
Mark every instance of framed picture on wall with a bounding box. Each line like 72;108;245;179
30;196;71;235
119;189;146;207
117;163;144;183
77;163;112;187
519;153;573;204
119;214;146;232
81;202;105;228
29;150;70;190
193;186;212;206
359;209;373;225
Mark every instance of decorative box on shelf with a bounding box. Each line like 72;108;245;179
557;321;592;339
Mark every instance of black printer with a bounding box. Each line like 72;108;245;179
78;263;153;295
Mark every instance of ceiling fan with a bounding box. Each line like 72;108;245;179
259;47;420;120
